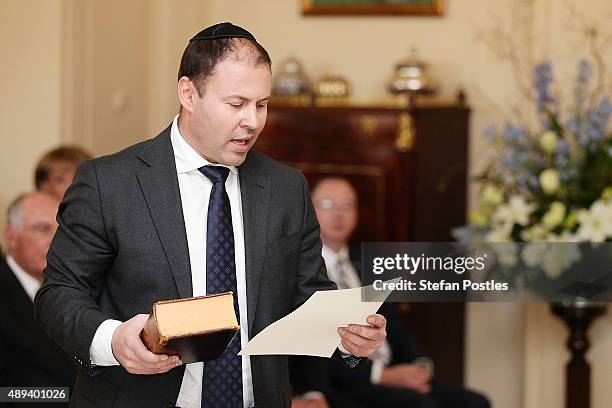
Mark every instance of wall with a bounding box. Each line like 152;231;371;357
147;0;203;136
0;0;63;233
62;0;150;156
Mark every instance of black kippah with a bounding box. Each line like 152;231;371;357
189;22;258;43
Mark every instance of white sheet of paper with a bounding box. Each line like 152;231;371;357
239;278;399;357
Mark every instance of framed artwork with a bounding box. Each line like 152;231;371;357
302;0;444;16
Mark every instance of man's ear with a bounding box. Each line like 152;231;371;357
177;76;198;113
4;224;17;252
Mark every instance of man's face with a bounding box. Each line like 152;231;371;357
5;193;59;281
181;58;272;166
40;161;78;199
313;180;358;249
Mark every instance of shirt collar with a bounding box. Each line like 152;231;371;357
6;255;41;302
321;244;350;266
170;114;238;175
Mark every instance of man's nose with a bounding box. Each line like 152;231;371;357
241;105;259;129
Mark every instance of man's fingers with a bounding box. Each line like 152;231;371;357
402;367;432;393
337;314;386;342
339;336;365;356
338;329;378;357
411;382;432;394
124;355;180;375
334;314;387;358
132;353;180;372
131;336;169;364
346;324;386;341
131;340;181;371
114;314;182;374
338;327;374;348
129;363;175;375
127;315;182;367
366;314;386;328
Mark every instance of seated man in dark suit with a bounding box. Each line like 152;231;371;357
292;177;490;408
0;192;76;405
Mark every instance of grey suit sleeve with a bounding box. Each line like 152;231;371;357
292;172;336;307
34;161;116;373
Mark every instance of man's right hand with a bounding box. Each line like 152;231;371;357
379;364;432;393
111;314;182;375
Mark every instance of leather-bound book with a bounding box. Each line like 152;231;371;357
140;292;239;364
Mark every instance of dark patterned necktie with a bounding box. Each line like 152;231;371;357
198;165;243;408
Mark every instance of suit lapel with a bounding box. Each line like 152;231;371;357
0;261;39;332
136;127;193;298
239;152;270;333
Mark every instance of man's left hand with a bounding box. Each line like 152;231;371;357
337;314;387;357
291;396;330;408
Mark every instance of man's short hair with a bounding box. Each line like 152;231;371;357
6;193;27;229
34;146;92;190
177;37;272;97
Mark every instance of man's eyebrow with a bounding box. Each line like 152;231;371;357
223;95;271;102
223;95;247;100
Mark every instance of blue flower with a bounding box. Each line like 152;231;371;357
501;153;516;168
574;60;591;113
576;97;612;149
527;175;539;189
577;60;592;84
556;138;570;155
534;62;556;115
502;124;527;142
590;97;610;127
483;123;497;140
467;59;612;245
566;117;579;134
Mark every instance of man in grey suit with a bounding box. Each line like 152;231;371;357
34;22;386;408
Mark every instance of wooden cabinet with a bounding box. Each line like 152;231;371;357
257;99;470;385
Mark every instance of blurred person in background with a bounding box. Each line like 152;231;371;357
0;192;75;406
35;146;92;200
299;176;490;408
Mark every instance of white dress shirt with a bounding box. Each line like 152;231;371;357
321;244;391;383
6;255;41;302
89;115;254;408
